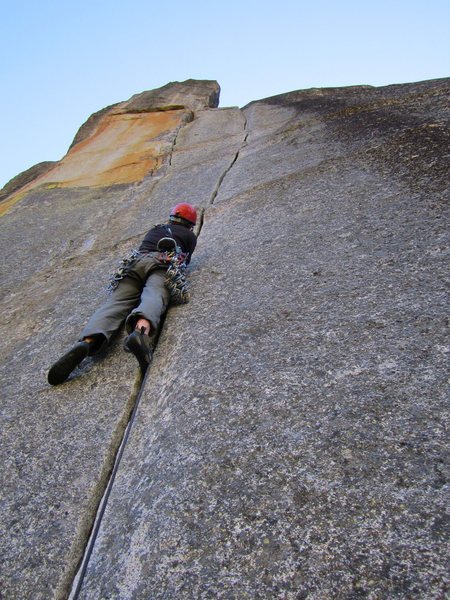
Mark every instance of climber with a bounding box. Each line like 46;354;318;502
47;202;197;385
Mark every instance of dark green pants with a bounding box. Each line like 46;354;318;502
81;254;169;346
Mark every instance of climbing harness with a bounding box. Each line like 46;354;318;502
155;235;191;304
106;243;191;304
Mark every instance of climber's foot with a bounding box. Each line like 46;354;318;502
124;327;153;373
48;340;91;386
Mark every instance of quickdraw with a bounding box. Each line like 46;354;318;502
162;252;191;305
107;248;142;294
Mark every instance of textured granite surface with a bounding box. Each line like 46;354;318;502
77;79;449;598
0;80;230;600
1;78;448;599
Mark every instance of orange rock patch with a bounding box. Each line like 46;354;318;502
37;110;185;188
0;110;187;216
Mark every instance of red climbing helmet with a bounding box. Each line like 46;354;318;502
169;202;197;226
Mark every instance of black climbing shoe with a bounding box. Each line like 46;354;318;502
47;340;91;386
124;327;153;373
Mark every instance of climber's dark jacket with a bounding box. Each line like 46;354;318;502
139;222;197;264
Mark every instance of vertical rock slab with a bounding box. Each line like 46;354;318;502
0;81;220;599
78;79;449;598
148;106;247;209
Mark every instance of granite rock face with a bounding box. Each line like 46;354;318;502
0;78;448;599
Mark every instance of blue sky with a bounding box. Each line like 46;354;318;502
1;0;448;189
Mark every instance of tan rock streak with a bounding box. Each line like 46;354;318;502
37;109;188;188
0;79;220;216
0;110;185;217
2;111;187;207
